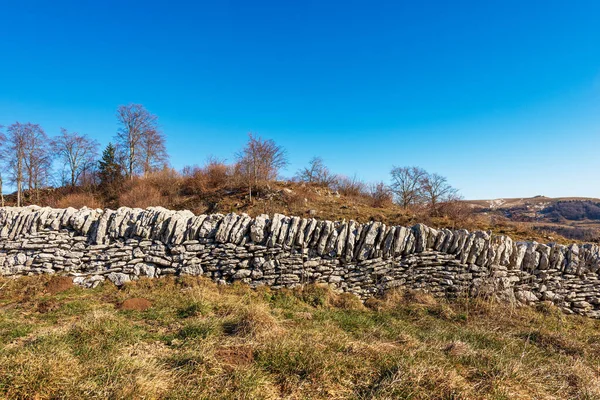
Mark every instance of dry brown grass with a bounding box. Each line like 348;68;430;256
225;303;282;338
2;276;600;399
181;159;234;195
54;192;102;209
119;179;166;209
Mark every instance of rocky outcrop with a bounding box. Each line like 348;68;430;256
1;206;600;318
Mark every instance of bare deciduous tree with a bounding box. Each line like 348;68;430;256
23;124;51;202
51;128;99;187
5;123;26;206
4;122;49;206
390;166;428;208
140;128;168;175
296;157;336;187
390;166;460;213
421;172;460;209
115;104;164;178
236;133;287;201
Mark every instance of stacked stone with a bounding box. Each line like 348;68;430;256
1;206;600;317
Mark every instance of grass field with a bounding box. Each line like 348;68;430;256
1;276;600;399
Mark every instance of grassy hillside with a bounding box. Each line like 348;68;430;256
1;276;600;399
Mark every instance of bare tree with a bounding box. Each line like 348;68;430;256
139;128;168;175
4;123;48;206
22;124;51;202
421;172;460;209
235;133;287;201
296;157;336;187
115;104;162;178
51;128;99;187
5;123;26;206
390;166;428;208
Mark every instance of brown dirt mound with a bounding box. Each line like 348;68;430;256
215;345;254;368
46;276;73;295
119;298;153;311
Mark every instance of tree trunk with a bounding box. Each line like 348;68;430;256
17;157;22;207
0;174;4;207
129;142;135;179
17;179;21;207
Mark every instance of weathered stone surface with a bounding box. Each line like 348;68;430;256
230;214;252;245
187;215;207;240
250;214;269;244
215;213;239;243
276;216;291;246
198;214;223;239
284;217;301;249
107;272;130;286
317;221;334;255
304;218;318;248
345;221;358;262
266;214;285;247
357;222;381;261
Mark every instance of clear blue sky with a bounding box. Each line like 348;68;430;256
1;0;599;199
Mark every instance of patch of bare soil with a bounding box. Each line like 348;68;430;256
215;345;254;369
119;298;153;311
46;276;73;295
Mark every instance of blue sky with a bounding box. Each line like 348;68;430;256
1;0;599;199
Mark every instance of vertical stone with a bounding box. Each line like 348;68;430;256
250;214;269;244
266;214;285;247
412;224;428;253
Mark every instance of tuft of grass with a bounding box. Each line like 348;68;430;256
176;300;209;318
223;304;280;338
177;320;220;341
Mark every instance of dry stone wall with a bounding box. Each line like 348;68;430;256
1;206;600;317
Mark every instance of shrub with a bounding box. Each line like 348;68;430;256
144;168;181;200
332;175;367;197
55;192;103;209
368;182;394;208
181;158;234;195
119;179;165;209
435;200;474;227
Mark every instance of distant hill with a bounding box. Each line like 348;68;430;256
464;196;600;242
540;200;600;222
464;196;600;220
